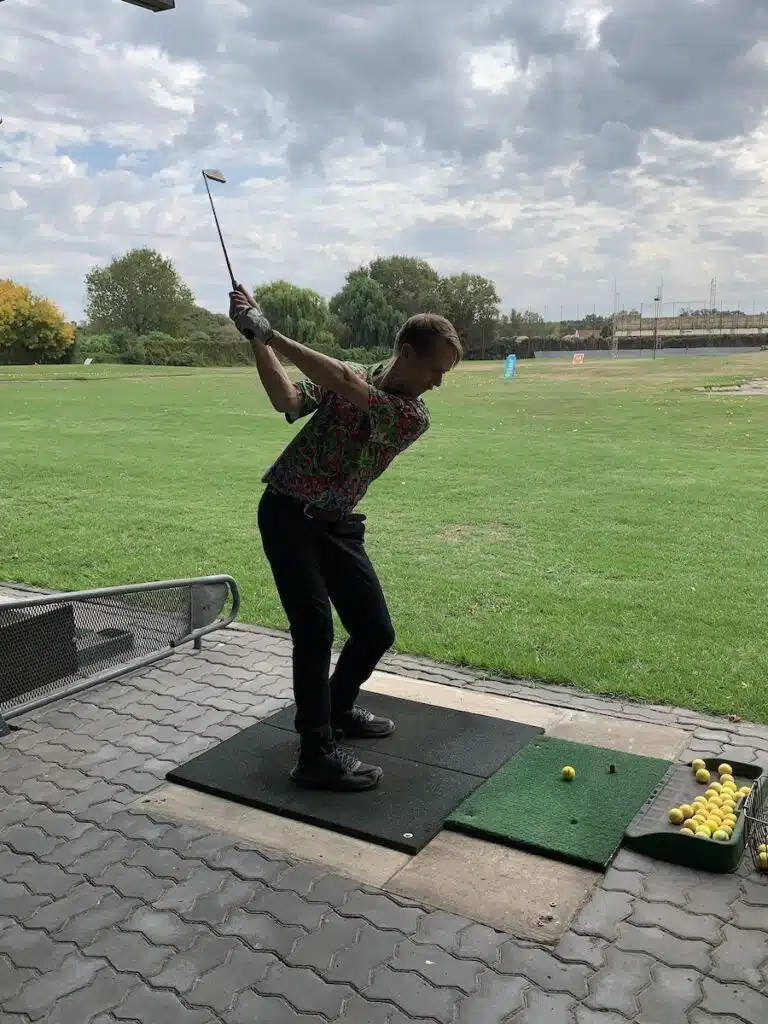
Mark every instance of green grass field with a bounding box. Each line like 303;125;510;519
2;353;767;722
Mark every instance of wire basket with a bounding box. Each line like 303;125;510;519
742;773;768;876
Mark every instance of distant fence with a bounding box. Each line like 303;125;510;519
533;346;768;360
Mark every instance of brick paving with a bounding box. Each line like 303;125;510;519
1;583;768;1022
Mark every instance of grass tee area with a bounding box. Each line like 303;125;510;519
1;353;767;723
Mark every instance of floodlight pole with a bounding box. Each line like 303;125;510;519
653;293;661;360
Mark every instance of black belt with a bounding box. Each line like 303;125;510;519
267;486;364;523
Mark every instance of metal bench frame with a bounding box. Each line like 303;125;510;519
1;574;239;730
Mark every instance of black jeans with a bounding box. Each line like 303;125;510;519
257;487;395;741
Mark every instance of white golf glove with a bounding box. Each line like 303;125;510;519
233;304;274;344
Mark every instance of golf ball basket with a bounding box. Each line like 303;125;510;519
743;773;768;875
623;756;766;873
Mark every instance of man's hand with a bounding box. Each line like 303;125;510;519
228;285;273;344
228;283;254;318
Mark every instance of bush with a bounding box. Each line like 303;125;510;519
72;329;256;367
0;279;75;363
320;342;391;364
70;332;121;364
70;325;390;369
125;332;255;367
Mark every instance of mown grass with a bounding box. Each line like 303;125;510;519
1;352;767;722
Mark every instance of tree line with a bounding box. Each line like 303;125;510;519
2;248;619;367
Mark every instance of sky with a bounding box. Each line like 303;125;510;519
1;0;767;324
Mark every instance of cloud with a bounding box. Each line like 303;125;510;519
0;0;767;323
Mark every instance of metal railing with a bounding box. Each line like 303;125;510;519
0;575;239;722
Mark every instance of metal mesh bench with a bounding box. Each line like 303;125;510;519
0;575;239;733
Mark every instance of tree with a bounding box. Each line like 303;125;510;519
366;256;441;318
179;304;242;345
0;279;75;363
329;271;404;351
437;273;501;358
582;313;607;330
253;280;339;349
85;248;195;336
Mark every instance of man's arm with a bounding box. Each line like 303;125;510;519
227;285;299;416
229;287;372;412
267;330;371;411
250;338;300;416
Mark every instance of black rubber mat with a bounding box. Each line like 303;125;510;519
262;691;543;778
166;722;485;853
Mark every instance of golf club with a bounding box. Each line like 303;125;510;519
201;168;236;289
201;168;256;340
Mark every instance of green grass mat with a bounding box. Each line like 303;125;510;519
445;736;671;870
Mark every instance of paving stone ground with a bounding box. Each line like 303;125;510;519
1;582;768;1023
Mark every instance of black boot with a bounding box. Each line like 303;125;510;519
290;732;383;791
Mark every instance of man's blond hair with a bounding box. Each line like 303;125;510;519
393;313;463;366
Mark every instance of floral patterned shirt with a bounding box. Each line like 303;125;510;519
262;362;430;512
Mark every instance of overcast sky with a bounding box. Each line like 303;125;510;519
1;0;767;323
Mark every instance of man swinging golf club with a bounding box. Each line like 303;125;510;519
229;283;462;792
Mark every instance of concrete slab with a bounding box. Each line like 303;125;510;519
365;671;565;729
549;709;689;761
386;830;600;942
366;671;690;760
135;784;411;888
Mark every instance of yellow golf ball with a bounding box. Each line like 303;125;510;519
696;768;711;784
710;781;722;793
718;764;733;777
758;843;768;855
704;789;719;800
680;827;695;837
691;759;706;772
739;786;752;797
696;825;712;838
679;804;694;820
708;795;723;808
562;766;576;780
668;808;684;825
720;774;735;786
758;852;768;872
712;829;730;842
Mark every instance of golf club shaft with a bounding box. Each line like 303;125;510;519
203;173;236;289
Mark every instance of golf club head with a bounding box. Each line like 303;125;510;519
202;169;226;183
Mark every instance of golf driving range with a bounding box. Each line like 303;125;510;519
4;1;768;1020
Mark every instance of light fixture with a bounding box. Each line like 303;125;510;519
121;1;175;11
